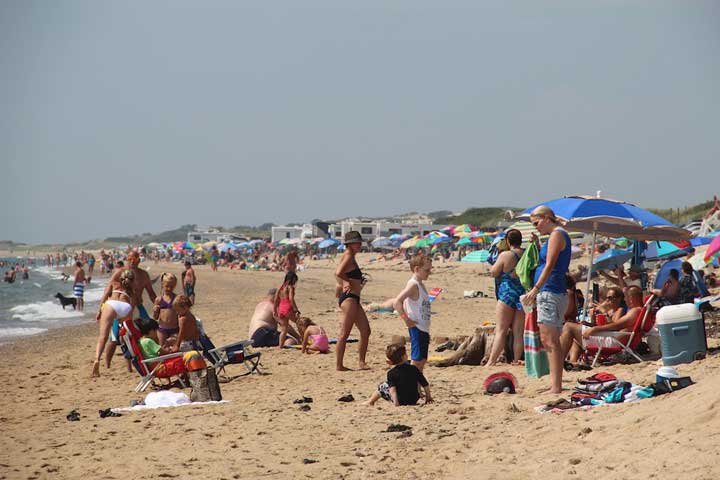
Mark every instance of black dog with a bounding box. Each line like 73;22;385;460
55;293;77;310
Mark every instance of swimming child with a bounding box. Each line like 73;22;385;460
363;343;433;407
152;272;179;346
295;317;330;354
394;253;433;372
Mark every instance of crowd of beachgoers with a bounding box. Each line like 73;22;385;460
26;202;714;409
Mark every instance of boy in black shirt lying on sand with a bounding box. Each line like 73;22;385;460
364;343;433;406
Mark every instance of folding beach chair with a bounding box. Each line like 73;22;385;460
197;321;262;381
118;319;192;392
582;294;658;368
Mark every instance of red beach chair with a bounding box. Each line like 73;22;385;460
118;319;196;392
583;294;658;367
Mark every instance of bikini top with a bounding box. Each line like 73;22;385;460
345;265;363;280
158;294;175;310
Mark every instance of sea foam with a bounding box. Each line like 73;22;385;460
10;301;85;322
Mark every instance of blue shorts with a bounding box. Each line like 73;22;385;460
409;327;430;361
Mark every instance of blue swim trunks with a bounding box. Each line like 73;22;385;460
408;327;430;361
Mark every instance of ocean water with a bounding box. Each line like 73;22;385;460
0;257;106;342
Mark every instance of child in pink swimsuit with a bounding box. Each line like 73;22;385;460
274;272;300;349
296;317;329;354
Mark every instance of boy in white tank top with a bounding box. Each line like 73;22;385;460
394;253;433;372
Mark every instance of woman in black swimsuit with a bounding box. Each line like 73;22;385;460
335;231;371;371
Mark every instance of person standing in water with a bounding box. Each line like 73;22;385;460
73;261;86;311
335;231;371;371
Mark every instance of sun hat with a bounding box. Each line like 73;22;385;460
343;231;363;245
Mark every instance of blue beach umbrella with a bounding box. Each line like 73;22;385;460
319;238;340;249
519;195;689;242
593;249;633;271
372;237;392;248
654;259;683;290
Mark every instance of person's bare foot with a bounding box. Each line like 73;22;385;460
511;360;525;366
361;400;376;406
91;361;101;377
337;365;352;372
541;388;563;395
358;362;370;370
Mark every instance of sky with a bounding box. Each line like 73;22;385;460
2;0;719;244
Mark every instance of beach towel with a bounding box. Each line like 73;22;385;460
515;242;539;291
523;310;549;378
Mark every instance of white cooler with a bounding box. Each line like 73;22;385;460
655;303;707;366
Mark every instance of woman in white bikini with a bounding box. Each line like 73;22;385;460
92;270;135;377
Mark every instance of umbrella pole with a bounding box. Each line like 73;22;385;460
582;230;598;320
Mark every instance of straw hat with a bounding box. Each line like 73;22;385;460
343;231;363;244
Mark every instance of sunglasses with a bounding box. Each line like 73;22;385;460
606;295;620;300
532;219;542;227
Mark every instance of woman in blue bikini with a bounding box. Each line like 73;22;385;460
486;229;526;366
335;231;371;371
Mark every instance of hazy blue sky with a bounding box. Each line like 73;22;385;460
3;0;719;243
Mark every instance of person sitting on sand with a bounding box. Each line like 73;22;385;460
152;273;179;345
296;317;329;354
170;295;201;352
559;286;644;367
364;343;433;407
274;272;302;350
248;289;299;347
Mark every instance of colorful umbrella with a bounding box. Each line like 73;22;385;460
400;236;421;249
704;236;720;263
461;249;490;263
644;241;693;261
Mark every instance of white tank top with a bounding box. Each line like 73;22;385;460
403;275;431;333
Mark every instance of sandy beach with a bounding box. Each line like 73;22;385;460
1;255;719;480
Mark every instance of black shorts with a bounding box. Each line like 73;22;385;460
251;326;280;347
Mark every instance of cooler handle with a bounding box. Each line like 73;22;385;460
672;325;689;336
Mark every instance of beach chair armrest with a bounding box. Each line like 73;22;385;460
209;340;253;354
141;352;185;364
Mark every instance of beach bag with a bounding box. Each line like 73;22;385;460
515;242;539;291
487;238;508;266
189;367;222;402
523;310;549;378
